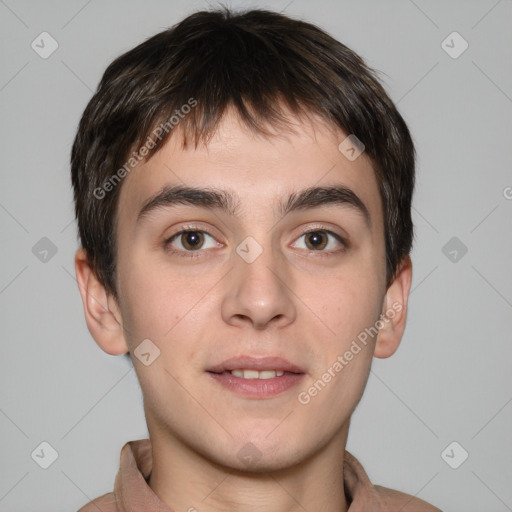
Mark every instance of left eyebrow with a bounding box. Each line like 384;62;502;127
136;184;371;228
279;185;371;227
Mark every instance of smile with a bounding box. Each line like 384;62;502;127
227;369;285;379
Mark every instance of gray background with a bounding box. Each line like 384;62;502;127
1;0;511;510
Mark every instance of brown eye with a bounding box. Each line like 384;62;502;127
304;231;328;250
179;231;205;250
291;228;346;254
164;226;222;258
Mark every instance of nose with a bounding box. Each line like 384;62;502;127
221;239;297;330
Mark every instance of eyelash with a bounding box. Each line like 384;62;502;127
164;224;348;259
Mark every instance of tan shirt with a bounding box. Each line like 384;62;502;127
77;439;441;512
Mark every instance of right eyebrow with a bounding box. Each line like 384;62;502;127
137;185;241;223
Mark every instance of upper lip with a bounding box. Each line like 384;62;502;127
207;356;305;373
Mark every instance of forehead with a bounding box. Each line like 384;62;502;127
116;108;383;230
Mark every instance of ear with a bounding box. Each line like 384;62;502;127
74;248;129;355
374;256;413;359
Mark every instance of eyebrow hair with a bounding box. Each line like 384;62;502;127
137;184;371;227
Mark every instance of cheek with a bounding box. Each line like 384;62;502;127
305;263;384;346
295;272;380;419
115;251;176;344
116;250;218;358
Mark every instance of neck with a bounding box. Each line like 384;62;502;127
147;424;349;512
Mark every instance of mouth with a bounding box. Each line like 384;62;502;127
206;356;306;398
215;369;287;379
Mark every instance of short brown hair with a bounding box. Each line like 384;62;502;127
71;7;415;300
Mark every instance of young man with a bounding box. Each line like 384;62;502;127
72;7;441;512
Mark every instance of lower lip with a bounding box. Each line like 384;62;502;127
207;371;305;398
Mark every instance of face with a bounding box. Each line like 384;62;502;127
111;108;390;471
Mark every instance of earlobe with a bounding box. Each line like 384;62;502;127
74;248;129;356
374;256;413;359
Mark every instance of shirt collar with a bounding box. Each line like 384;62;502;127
113;438;386;511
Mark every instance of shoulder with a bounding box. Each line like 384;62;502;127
77;491;118;512
374;484;442;512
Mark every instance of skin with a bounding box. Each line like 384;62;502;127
75;106;412;512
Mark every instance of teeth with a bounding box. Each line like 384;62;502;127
229;369;285;379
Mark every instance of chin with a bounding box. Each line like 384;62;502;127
203;435;311;474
